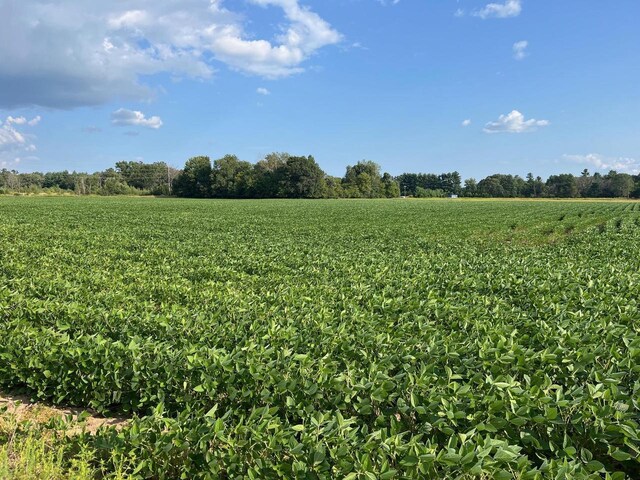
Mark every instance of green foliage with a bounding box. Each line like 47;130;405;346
99;178;141;196
174;154;398;199
342;161;386;198
415;187;445;198
0;408;99;480
382;173;400;198
477;174;527;198
396;172;462;197
278;155;326;198
115;160;173;195
172;156;212;198
547;174;579;198
210;154;254;198
1;198;640;478
5;157;639;200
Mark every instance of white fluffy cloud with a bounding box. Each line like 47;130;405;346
0;0;342;109
475;0;522;19
513;40;528;60
0;123;26;148
6;116;27;126
0;116;40;166
111;109;163;129
564;154;640;175
461;119;472;127
483;110;549;134
257;87;271;95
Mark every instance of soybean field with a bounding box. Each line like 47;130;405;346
1;197;639;479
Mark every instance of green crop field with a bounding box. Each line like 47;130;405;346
1;197;639;479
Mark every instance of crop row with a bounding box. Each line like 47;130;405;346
1;198;639;478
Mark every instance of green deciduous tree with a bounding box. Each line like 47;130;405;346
278;155;326;198
211;155;254;198
382;173;400;198
546;174;578;198
463;178;478;197
343;161;383;198
253;152;289;198
607;171;634;198
173;156;212;198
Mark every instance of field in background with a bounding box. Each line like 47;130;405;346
1;197;639;478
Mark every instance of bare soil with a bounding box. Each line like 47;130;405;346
0;391;129;435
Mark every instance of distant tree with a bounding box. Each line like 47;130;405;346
173;156;212;198
278;155;326;198
382;173;400;198
522;173;535;197
357;172;376;197
534;176;547;197
495;174;525;197
546;174;578;198
74;174;90;195
419;173;441;191
13;154;639;200
477;176;506;197
585;172;604;197
100;178;136;196
607;171;634;198
343;161;383;198
19;172;44;189
415;187;445;198
576;169;594;197
396;173;418;196
253;152;289;198
324;176;345;198
0;169;20;190
43;171;75;190
631;176;640;198
463;178;478;197
116;161;168;192
439;171;462;195
211;154;254;198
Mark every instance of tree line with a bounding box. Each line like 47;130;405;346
173;154;399;199
2;154;640;199
0;161;179;196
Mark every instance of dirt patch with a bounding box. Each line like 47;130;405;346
0;392;129;435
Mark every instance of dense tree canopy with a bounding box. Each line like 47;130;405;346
211;155;254;199
170;155;400;199
278;155;326;198
3;155;640;200
396;172;462;197
172;156;212;198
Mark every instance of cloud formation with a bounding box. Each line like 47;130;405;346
564;154;640;175
483;110;549;133
475;0;522;19
257;87;271;95
111;109;163;129
0;0;342;109
461;119;472;127
513;40;528;60
0;116;40;167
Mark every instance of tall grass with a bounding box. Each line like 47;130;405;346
0;408;130;480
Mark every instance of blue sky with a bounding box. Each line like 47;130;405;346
1;0;639;179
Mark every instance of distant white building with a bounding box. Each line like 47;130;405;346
450;194;459;199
